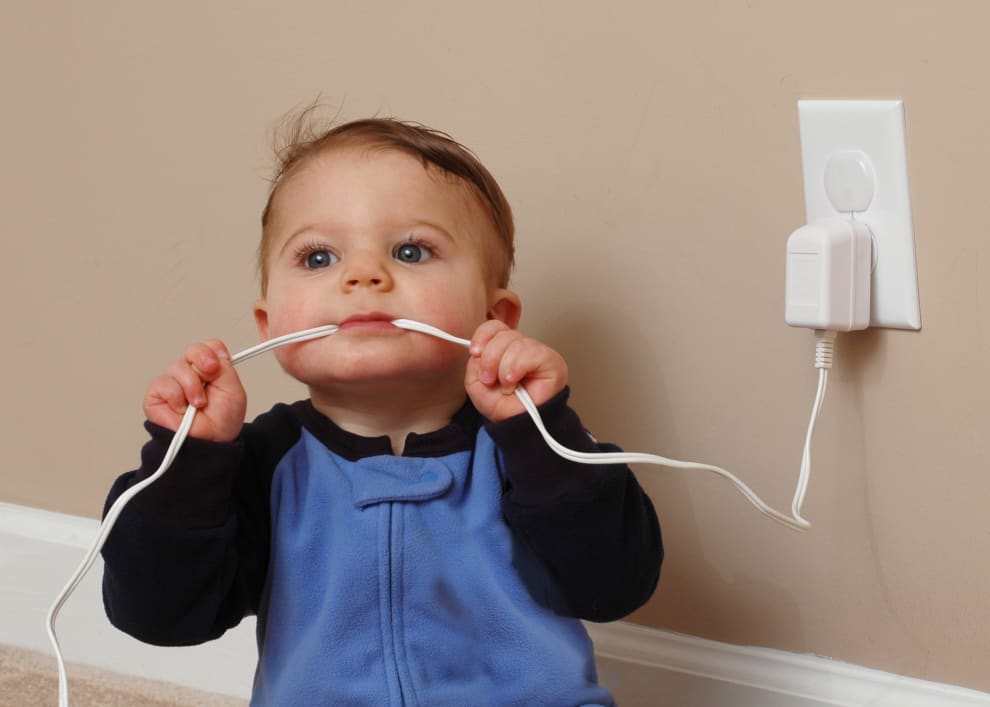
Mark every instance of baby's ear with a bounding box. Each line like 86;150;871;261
488;289;522;329
253;299;270;340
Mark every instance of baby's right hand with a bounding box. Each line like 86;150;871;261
143;340;247;442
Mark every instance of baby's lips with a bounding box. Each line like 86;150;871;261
339;312;399;330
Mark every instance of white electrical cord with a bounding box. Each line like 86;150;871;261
47;318;830;706
394;319;824;532
790;330;835;526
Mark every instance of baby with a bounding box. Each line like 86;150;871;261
101;114;662;706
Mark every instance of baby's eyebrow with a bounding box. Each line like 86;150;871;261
277;224;327;257
408;220;457;244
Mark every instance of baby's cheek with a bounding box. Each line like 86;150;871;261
272;344;336;387
425;305;488;340
272;347;303;377
266;306;319;338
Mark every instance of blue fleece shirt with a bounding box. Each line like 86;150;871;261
102;390;662;706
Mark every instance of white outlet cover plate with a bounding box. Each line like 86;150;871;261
798;100;921;330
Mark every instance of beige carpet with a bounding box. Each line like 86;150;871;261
0;645;246;707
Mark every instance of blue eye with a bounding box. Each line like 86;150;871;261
394;242;432;264
305;250;337;269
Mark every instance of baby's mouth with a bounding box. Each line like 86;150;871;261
338;313;400;331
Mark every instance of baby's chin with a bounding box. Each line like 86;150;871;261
280;345;468;389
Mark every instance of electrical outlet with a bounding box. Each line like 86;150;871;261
798;100;921;330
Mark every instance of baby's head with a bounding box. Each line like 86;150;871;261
252;111;522;394
258;112;515;296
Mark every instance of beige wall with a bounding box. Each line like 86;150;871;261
3;0;988;694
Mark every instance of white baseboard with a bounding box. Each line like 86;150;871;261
586;621;990;706
4;502;989;706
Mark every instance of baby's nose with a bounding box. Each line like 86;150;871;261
342;252;393;290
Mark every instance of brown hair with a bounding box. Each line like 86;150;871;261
258;108;515;293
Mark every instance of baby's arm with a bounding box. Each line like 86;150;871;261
466;320;568;423
144;339;247;441
102;340;257;645
487;392;663;622
467;321;662;620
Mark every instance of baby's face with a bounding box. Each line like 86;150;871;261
255;145;508;393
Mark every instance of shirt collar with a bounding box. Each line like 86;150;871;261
289;398;482;461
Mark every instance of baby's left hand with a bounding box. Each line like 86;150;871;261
466;320;568;423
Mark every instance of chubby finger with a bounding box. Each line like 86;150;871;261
144;374;189;419
497;337;548;388
202;339;232;364
469;319;512;356
475;329;525;388
183;341;228;381
164;358;208;408
199;340;245;400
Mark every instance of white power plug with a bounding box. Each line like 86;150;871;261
785;217;872;332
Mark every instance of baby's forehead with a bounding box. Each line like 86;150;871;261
275;144;490;222
263;153;492;263
303;142;464;185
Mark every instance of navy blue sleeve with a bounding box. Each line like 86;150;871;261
485;388;663;623
100;404;300;646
